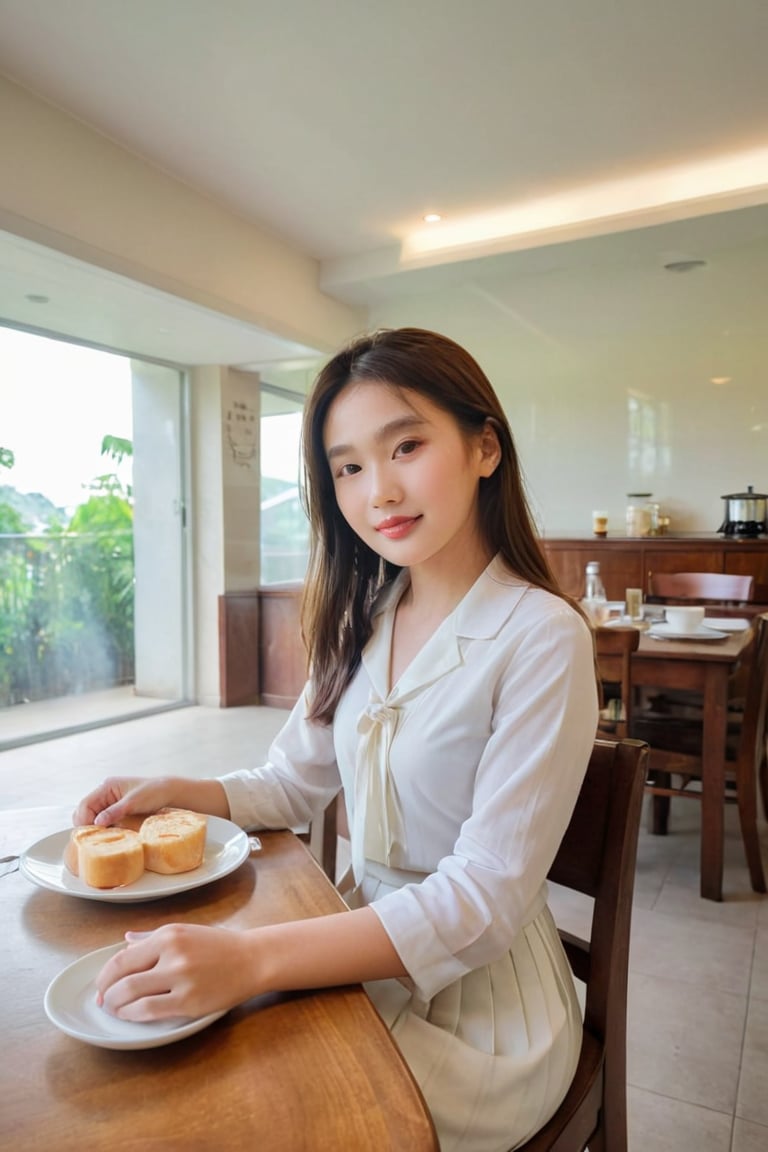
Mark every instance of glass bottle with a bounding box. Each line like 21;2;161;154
582;561;609;625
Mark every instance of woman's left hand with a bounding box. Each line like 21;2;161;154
95;923;258;1022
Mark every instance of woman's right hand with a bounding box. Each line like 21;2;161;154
72;776;176;828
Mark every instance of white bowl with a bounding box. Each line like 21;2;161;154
664;606;705;633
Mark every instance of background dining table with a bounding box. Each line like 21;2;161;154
630;623;754;901
0;806;439;1152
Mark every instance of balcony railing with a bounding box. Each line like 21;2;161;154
0;531;135;708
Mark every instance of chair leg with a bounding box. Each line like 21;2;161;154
736;769;767;893
652;794;670;835
650;771;671;835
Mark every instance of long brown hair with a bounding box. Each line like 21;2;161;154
301;327;576;723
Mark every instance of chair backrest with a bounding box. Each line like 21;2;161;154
738;613;768;781
753;614;768;825
648;571;754;602
516;738;649;1152
595;626;640;738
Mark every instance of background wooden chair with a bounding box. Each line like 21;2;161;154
515;737;648;1152
643;570;755;722
648;571;754;602
631;612;768;894
595;626;640;739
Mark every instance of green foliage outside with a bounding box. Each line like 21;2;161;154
0;437;134;707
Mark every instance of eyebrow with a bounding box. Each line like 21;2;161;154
326;414;428;462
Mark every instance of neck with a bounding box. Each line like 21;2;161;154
404;546;494;617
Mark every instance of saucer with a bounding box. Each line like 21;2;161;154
649;623;728;642
702;618;751;633
45;942;228;1049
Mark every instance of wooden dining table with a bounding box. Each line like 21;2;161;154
0;806;439;1152
630;624;754;901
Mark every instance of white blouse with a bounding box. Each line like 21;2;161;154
220;555;598;1004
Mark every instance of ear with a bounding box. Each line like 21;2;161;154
477;419;501;477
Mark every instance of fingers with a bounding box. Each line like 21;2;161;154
94;923;245;1023
72;777;155;827
96;930;179;1022
72;779;129;826
93;799;132;827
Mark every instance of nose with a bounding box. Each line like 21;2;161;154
369;463;401;509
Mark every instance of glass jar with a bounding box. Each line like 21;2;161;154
626;493;652;537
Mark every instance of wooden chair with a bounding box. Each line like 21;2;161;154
516;737;648;1152
648;571;754;602
595;626;640;739
298;794;340;882
632;613;768;894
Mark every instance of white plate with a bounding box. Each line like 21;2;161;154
649;623;729;642
20;815;250;902
702;617;751;633
45;942;228;1049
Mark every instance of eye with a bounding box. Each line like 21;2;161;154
334;462;361;478
394;439;421;458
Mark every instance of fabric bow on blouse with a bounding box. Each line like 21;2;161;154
353;698;406;879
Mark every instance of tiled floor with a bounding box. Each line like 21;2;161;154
2;697;767;1152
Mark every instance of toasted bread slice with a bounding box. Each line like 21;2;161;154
66;826;145;888
140;808;207;874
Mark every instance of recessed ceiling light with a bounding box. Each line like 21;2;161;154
423;213;442;223
663;259;707;273
25;293;50;303
710;376;732;385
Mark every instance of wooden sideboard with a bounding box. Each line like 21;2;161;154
540;534;768;603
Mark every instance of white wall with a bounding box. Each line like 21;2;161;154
366;222;768;537
221;368;262;591
189;366;226;708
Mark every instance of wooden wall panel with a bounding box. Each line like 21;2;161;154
218;592;260;707
258;584;306;708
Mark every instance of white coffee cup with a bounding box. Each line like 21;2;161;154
664;606;705;633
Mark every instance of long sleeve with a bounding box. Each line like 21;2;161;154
218;686;341;830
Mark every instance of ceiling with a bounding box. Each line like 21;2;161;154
1;0;768;369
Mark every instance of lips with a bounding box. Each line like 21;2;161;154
375;515;421;540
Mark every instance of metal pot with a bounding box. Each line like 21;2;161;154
720;485;767;530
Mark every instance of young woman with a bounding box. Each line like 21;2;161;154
74;328;598;1152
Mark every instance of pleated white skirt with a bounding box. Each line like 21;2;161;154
358;868;582;1152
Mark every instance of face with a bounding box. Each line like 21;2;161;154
323;380;500;573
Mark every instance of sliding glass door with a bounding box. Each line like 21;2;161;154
0;325;190;747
